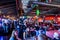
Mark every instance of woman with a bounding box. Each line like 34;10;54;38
9;30;21;40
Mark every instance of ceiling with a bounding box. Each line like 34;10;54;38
0;0;16;6
0;0;17;15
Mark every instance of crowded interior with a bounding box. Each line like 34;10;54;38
0;0;60;40
20;16;60;40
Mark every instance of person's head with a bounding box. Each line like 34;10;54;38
36;26;40;31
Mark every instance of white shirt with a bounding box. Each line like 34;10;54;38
26;28;29;31
2;19;5;22
23;19;28;26
4;19;8;23
53;32;59;39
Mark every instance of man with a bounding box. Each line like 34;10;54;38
35;26;43;40
2;19;8;33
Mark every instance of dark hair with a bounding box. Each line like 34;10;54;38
36;26;39;31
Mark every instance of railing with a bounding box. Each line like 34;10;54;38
33;2;60;8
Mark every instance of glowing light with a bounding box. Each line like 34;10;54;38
33;16;38;19
38;18;43;22
7;16;9;18
45;16;54;20
36;9;40;16
57;17;60;22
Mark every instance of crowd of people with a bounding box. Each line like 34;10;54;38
0;16;60;40
21;17;60;40
0;17;23;40
0;18;13;34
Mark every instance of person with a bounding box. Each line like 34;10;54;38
2;19;5;32
18;25;23;40
14;20;17;29
30;27;36;40
3;19;9;33
53;32;59;40
9;30;16;40
35;26;43;40
22;24;26;40
25;27;30;38
9;30;22;40
14;30;22;40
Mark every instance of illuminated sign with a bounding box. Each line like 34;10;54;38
36;9;40;16
45;16;54;20
38;18;43;22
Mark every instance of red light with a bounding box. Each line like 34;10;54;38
38;18;43;22
45;16;54;20
57;17;60;22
